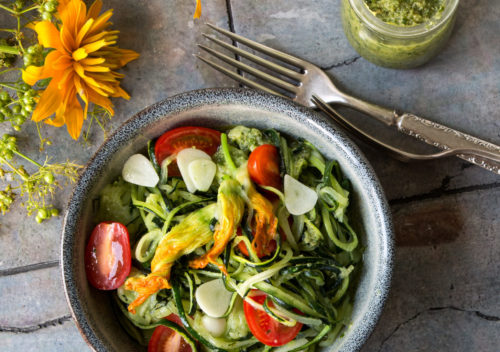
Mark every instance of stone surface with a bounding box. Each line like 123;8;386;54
1;319;89;351
362;188;500;352
0;266;70;327
1;0;499;351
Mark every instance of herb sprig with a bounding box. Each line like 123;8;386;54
0;133;81;222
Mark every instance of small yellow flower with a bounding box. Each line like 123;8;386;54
22;0;139;140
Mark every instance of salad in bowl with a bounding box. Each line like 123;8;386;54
86;124;362;352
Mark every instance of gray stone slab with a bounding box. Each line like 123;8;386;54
362;187;500;351
1;319;90;352
373;308;499;352
231;0;358;68
0;266;70;327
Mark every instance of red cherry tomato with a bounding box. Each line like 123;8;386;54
148;314;193;352
243;290;303;346
154;126;221;176
84;222;131;290
247;144;281;189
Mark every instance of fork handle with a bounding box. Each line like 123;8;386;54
395;113;500;174
337;95;500;174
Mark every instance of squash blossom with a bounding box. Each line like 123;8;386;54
22;0;139;140
125;203;217;314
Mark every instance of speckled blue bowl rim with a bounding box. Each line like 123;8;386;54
61;87;393;352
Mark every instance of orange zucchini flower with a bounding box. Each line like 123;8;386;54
22;0;139;139
125;203;217;314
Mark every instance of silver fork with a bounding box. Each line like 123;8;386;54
197;23;500;174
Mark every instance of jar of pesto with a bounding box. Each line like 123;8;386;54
341;0;459;68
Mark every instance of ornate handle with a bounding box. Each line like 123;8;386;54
329;92;500;174
396;113;500;174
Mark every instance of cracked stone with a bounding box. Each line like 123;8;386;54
375;307;500;352
0;266;71;328
362;188;500;351
1;319;90;351
0;316;71;334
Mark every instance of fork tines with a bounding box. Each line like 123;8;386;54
197;23;306;98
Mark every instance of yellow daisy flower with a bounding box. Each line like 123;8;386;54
22;0;139;139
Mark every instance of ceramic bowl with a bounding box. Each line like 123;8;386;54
61;88;393;352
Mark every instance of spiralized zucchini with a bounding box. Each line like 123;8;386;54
104;125;363;351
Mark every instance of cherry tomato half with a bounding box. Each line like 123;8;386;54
243;290;303;347
154;126;221;176
84;222;131;290
148;314;193;352
247;144;281;190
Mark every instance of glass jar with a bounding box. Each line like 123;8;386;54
341;0;459;69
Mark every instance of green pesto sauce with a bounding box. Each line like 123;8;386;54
364;0;445;26
341;0;456;68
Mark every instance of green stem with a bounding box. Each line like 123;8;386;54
36;122;45;151
0;157;28;180
0;3;16;14
0;68;19;76
13;149;42;167
18;4;39;15
0;28;16;33
0;45;19;55
221;133;236;171
16;17;24;52
6;99;20;107
94;113;106;131
0;3;39;15
0;83;21;91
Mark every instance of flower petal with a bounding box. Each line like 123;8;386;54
88;87;114;115
72;47;88;61
73;62;113;96
57;0;71;14
22;65;45;86
50;52;73;71
31;78;63;122
81;39;108;54
80;57;105;66
34;21;64;52
76;79;89;120
73;75;86;98
193;0;202;19
87;0;103;20
111;48;140;67
45;109;66;127
65;96;85;140
57;67;75;90
60;24;76;53
80;30;107;45
110;85;130;100
87;9;113;36
82;65;109;72
75;18;94;47
60;0;87;35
